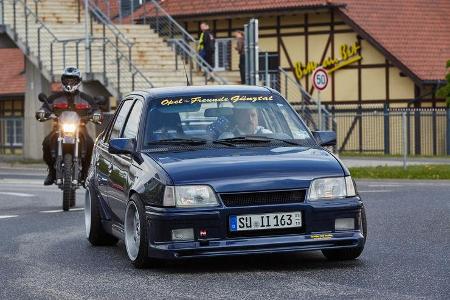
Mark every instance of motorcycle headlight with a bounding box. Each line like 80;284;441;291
163;185;219;208
62;123;77;133
308;176;357;201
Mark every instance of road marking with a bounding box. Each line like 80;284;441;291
40;208;84;213
0;192;35;197
0;215;18;219
0;179;44;185
367;184;402;187
358;190;392;193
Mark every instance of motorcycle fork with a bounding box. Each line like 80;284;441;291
72;128;80;186
55;130;63;185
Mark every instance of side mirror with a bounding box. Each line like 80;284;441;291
108;138;136;155
312;131;336;147
38;93;48;103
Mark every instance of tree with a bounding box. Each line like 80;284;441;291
436;60;450;107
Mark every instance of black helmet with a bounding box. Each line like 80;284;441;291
61;67;81;93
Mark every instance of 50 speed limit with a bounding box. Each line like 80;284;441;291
312;67;329;91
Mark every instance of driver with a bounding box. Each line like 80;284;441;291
218;108;272;139
36;67;100;185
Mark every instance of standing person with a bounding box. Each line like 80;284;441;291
198;22;215;72
234;30;245;84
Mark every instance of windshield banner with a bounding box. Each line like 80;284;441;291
160;95;274;106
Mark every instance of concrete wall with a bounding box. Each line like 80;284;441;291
23;58;51;160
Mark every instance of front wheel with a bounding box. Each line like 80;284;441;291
124;195;150;268
85;186;118;246
322;207;367;260
62;153;74;211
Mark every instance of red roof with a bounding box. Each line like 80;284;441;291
340;0;450;82
128;0;449;82
0;49;25;96
155;0;331;16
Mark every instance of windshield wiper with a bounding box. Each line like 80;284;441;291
215;135;303;146
215;136;272;144
246;136;304;146
147;138;208;145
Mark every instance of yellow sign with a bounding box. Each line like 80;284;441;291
294;42;362;80
310;233;334;240
160;95;274;106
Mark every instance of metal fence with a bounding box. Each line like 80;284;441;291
333;108;449;156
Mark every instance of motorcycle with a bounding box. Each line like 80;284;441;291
37;93;104;211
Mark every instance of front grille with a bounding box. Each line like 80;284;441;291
219;190;306;207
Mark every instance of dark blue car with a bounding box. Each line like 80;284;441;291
85;85;367;268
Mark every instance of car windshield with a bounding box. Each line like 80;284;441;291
143;93;315;147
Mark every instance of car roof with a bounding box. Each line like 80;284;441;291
132;85;275;101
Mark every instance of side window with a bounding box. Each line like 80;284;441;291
122;101;143;139
109;100;134;140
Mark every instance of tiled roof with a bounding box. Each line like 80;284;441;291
124;0;333;23
156;0;331;16
0;48;25;96
127;0;449;82
339;0;450;82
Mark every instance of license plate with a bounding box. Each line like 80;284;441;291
229;212;302;232
63;136;75;144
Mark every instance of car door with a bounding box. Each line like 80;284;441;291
96;98;134;221
108;98;144;222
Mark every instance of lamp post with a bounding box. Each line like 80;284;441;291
84;0;91;74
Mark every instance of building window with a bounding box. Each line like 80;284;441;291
4;119;23;146
0;98;24;154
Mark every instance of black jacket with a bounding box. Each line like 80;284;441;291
202;30;215;55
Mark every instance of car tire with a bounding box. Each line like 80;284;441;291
85;186;118;246
124;195;150;268
322;207;367;261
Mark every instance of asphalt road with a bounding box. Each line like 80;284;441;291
0;170;449;299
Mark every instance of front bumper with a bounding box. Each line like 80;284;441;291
148;231;364;259
145;198;364;259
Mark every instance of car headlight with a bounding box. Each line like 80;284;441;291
308;176;357;201
62;123;77;133
163;185;219;208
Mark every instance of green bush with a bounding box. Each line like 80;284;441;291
436;60;450;107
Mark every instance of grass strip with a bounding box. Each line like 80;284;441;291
349;164;450;180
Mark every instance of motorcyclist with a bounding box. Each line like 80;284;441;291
36;67;102;185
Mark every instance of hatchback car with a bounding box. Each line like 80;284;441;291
85;85;367;268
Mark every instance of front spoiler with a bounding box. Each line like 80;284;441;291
148;231;364;259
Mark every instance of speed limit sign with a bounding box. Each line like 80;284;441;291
312;67;329;91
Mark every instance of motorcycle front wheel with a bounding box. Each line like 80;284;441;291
63;153;75;211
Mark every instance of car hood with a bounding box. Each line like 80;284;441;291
144;146;344;193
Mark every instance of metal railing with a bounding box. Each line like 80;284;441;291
277;67;335;131
53;36;154;94
95;0;228;85
333;107;449;157
0;0;154;98
83;0;134;58
168;39;228;85
139;0;227;84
